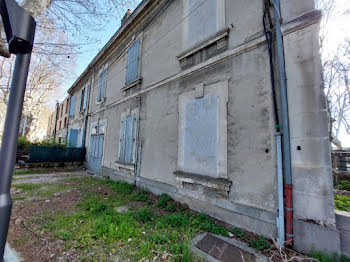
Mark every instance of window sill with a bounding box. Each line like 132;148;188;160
122;78;142;92
174;170;231;199
96;97;106;105
177;27;230;61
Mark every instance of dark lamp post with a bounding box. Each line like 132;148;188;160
0;0;36;260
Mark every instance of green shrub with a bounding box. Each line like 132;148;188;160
336;180;350;191
134;208;154;223
334;194;350;212
249;236;271;251
156;194;171;208
17;136;31;151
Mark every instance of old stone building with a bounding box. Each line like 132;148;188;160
47;96;70;143
55;0;348;255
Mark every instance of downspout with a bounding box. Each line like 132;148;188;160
272;0;294;246
263;4;285;247
82;69;92;148
135;96;142;185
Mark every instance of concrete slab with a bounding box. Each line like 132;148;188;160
4;243;21;262
190;233;268;262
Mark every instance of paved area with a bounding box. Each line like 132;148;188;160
191;233;269;262
4;243;21;262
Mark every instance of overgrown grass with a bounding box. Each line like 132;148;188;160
13;169;42;175
12;182;74;199
13;177;274;261
37;179;228;261
334;194;350;212
310;249;350;262
13;183;42;191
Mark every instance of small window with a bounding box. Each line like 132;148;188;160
126;39;141;85
97;69;107;102
59;121;62;130
80;88;85;112
66;98;69;114
60;104;63;117
119;115;136;164
64;117;67;127
69;96;76;117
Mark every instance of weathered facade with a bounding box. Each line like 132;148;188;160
59;0;344;254
47;97;70;143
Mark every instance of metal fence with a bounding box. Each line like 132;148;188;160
28;145;86;163
332;151;350;185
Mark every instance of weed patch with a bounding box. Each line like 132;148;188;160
162;213;190;228
106;180;135;195
334;194;350;212
249;236;271;251
134;208;154;223
336;180;350;191
131;189;151;204
232;227;249;240
310;249;350;262
13;183;41;191
156;193;171;208
192;213;229;237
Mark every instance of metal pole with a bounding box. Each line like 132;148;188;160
0;53;32;261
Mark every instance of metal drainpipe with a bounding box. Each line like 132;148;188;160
135;96;142;185
273;0;293;246
82;68;92;148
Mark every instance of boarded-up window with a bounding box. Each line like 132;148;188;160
98;69;107;102
126;40;140;85
183;94;218;175
187;0;217;47
119;115;136;163
69;96;76;117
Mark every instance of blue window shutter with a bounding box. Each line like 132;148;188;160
119;115;135;163
68;129;78;147
98;70;107;101
69;96;76;117
119;117;127;162
83;86;88;110
125;115;135;163
126;40;140;85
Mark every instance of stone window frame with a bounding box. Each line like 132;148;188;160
183;0;226;50
177;80;228;179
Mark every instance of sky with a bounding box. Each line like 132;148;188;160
61;1;142;93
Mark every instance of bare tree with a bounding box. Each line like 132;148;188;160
316;0;350;149
0;18;72;140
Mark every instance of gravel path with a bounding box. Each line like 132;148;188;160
12;171;90;184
